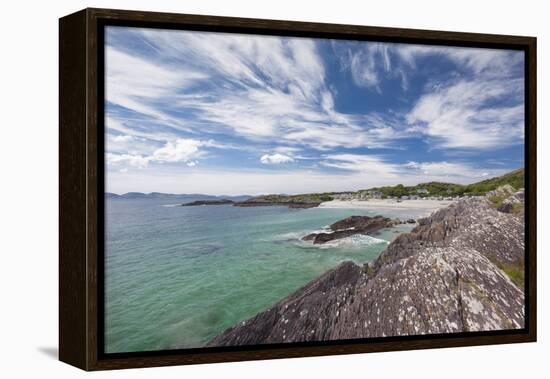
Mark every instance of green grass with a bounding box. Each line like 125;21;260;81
511;202;524;214
497;260;525;290
363;168;524;198
487;193;509;209
362;265;376;276
463;168;524;196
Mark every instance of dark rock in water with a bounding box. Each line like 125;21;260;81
301;233;317;242
181;199;234;206
232;194;327;209
234;198;321;209
406;219;416;224
302;215;395;244
330;215;384;230
207;186;525;347
287;202;321;209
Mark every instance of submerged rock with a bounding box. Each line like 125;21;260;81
207;186;525;347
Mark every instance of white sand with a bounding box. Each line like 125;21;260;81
319;199;455;217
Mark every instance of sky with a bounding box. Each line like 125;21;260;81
105;26;525;195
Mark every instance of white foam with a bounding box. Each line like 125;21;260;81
321;234;389;248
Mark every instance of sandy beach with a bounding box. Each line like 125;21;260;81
319;199;456;217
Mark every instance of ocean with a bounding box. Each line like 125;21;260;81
105;198;420;353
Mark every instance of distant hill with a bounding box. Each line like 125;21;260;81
363;168;524;198
105;192;252;202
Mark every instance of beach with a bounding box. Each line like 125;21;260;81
319;199;456;218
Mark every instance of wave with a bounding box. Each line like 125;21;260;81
317;234;389;249
271;229;388;250
160;203;183;207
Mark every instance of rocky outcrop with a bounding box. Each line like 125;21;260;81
181;199;234;206
234;198;321;209
497;188;524;214
233;193;333;209
302;215;401;244
207;187;525;347
286;202;321;209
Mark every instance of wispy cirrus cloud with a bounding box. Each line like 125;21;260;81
105;47;207;133
104;27;524;194
321;154;507;185
395;44;523;77
406;78;524;149
335;41;524;150
106;28;411;155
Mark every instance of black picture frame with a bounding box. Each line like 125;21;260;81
59;7;537;371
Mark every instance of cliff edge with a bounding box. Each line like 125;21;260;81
207;186;525;346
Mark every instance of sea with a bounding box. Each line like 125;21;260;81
105;198;425;353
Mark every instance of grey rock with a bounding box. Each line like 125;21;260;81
207;187;525;346
497;189;525;214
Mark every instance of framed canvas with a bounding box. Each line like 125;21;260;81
59;8;537;371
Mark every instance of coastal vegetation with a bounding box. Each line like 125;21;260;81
495;259;525;290
233;193;335;208
363;168;524;199
231;168;524;207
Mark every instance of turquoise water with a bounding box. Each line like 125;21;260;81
105;199;417;353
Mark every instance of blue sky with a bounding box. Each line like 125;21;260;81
105;26;525;195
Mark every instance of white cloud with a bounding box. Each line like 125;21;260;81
105;46;207;132
106;153;150;169
260;153;294;164
321;154;506;186
407;79;524;149
104;29;524;194
129;28;408;151
273;146;301;155
151;138;204;163
403;160;495;180
321;154;401;178
395;44;522;77
106;132;160;157
105;116;171;142
348;43;392;90
106;138;209;169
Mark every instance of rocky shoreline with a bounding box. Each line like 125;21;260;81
234;200;321;209
181;199;234;206
207;185;525;346
302;215;415;244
